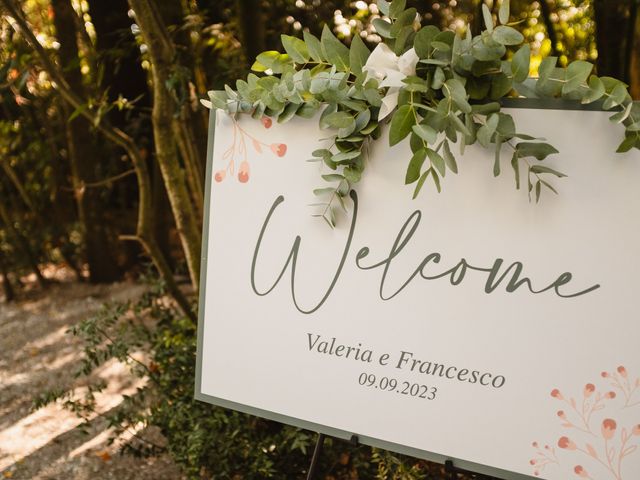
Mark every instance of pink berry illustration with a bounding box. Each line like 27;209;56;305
583;383;595;397
551;388;563;400
574;465;589;478
214;170;226;182
270;143;287;157
601;418;617;440
558;436;576;450
238;161;250;183
261;116;272;129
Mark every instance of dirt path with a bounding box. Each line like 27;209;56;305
0;271;182;479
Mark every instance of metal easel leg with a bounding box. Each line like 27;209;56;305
445;459;457;480
306;433;326;480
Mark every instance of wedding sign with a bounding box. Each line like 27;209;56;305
195;106;640;480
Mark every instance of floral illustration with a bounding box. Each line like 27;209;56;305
530;366;640;479
214;114;287;184
603;366;640;409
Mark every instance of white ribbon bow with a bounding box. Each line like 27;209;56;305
362;43;420;120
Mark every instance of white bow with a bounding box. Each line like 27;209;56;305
362;43;420;120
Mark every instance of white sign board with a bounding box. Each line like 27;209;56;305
196;106;640;480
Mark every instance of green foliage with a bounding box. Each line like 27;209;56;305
31;273;457;479
206;0;640;226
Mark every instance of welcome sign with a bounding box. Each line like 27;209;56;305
195;106;640;480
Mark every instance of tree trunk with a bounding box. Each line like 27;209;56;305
155;0;206;218
628;1;640;99
51;0;121;283
152;158;174;270
0;252;15;302
539;0;559;57
1;0;195;320
37;100;84;279
128;0;202;290
593;0;632;80
236;0;266;65
0;199;46;288
88;0;151;124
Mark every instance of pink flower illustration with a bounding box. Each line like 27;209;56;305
558;436;577;450
601;365;639;407
214;170;226;183
238;161;250;183
584;384;595;398
601;418;617;440
215;116;287;184
270;143;287;157
531;366;640;479
574;465;592;478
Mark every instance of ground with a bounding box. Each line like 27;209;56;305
0;268;182;480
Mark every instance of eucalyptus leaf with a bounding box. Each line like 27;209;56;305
412;124;438;144
432;67;446;89
492;26;523;45
349;35;370;75
373;18;393;39
414;25;440;58
493;136;503;176
609;102;633;124
562;60;593;95
603;84;628;110
319;103;338;129
529;165;567;177
389;0;407;19
511;44;530;83
324;111;353;129
442;140;458;173
331;150;362;163
413;169;431;199
444;79;471;113
321;25;350;72
389;105;416;146
405;149;427;184
427;148;446;177
537;56;557;85
511;150;520;189
616;135;636;153
303;31;325;62
516;142;559;160
281;35;309;63
482;4;494;33
498;0;510;25
581;76;605;104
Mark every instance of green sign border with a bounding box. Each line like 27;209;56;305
195;99;606;480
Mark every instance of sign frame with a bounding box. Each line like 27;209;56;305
194;99;618;480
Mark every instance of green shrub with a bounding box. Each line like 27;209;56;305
34;275;473;480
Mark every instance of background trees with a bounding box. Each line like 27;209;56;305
0;1;638;478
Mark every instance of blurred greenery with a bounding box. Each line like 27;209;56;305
0;0;639;478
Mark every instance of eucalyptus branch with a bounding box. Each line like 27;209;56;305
205;0;639;226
